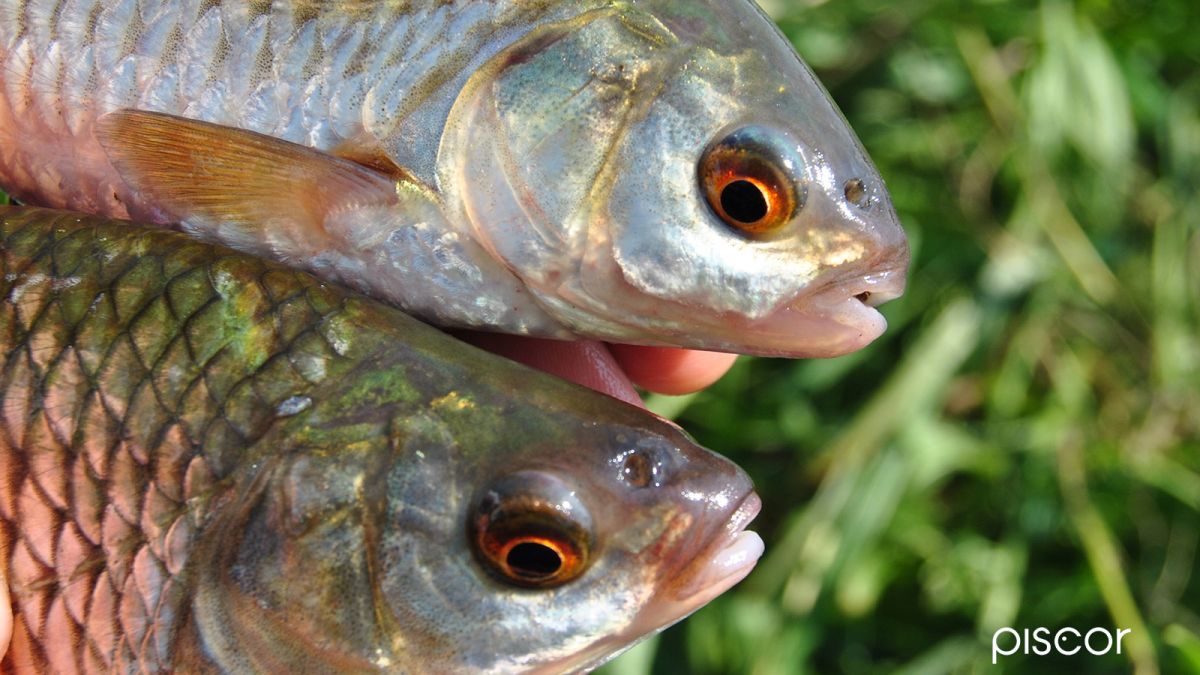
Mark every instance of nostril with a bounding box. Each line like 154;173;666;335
844;178;870;208
855;291;871;304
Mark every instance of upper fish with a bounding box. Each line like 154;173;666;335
0;206;762;673
0;0;909;357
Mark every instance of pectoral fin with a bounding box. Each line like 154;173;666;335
329;136;418;184
95;110;401;256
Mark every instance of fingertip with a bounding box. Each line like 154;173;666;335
608;345;738;396
453;331;645;407
0;566;10;661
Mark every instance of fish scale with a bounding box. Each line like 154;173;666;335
0;0;909;355
0;206;762;673
0;0;574;212
0;207;344;672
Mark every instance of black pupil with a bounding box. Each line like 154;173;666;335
720;180;769;224
507;542;562;579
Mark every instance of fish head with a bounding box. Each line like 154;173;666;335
199;341;760;672
373;394;763;673
440;0;909;357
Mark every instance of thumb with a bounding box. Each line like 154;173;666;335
0;566;10;661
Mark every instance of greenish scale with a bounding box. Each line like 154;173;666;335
1;208;343;476
0;206;753;673
0;207;472;670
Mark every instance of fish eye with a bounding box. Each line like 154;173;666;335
469;472;593;589
699;126;804;236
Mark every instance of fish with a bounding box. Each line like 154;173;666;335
0;206;763;673
0;0;908;358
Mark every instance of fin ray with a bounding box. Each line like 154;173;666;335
95;110;400;251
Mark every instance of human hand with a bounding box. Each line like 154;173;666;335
455;333;738;406
0;571;9;663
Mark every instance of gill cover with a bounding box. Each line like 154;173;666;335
441;0;908;351
440;7;679;311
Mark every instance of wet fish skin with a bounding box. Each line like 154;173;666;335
0;206;761;673
0;0;908;357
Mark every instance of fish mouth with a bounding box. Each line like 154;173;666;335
738;265;907;358
631;491;764;634
668;492;764;607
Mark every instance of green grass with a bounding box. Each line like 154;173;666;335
1;1;1192;671
603;0;1200;673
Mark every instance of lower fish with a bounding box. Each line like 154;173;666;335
0;206;762;673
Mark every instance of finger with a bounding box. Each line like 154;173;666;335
453;332;645;408
0;566;10;661
607;345;738;396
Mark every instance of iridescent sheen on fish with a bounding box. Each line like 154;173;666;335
0;206;762;673
0;0;909;356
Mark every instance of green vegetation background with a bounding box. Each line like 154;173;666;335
602;0;1200;673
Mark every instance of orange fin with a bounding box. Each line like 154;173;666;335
95;110;400;249
329;136;418;184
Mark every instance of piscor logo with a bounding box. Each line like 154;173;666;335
991;627;1132;664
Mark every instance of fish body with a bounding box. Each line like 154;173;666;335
0;0;908;357
0;206;762;672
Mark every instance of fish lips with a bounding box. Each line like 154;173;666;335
596;491;764;669
738;259;909;358
662;491;764;607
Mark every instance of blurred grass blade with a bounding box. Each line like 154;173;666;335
1164;625;1200;673
1058;435;1158;675
891;637;979;675
957;25;1122;305
751;298;981;606
1130;455;1200;511
1151;201;1199;391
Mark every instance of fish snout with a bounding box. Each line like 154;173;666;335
653;438;761;592
620;457;762;633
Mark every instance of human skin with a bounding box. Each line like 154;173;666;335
607;345;738;397
0;576;8;662
458;334;740;405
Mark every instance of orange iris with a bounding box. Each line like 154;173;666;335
699;129;802;237
471;498;591;588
